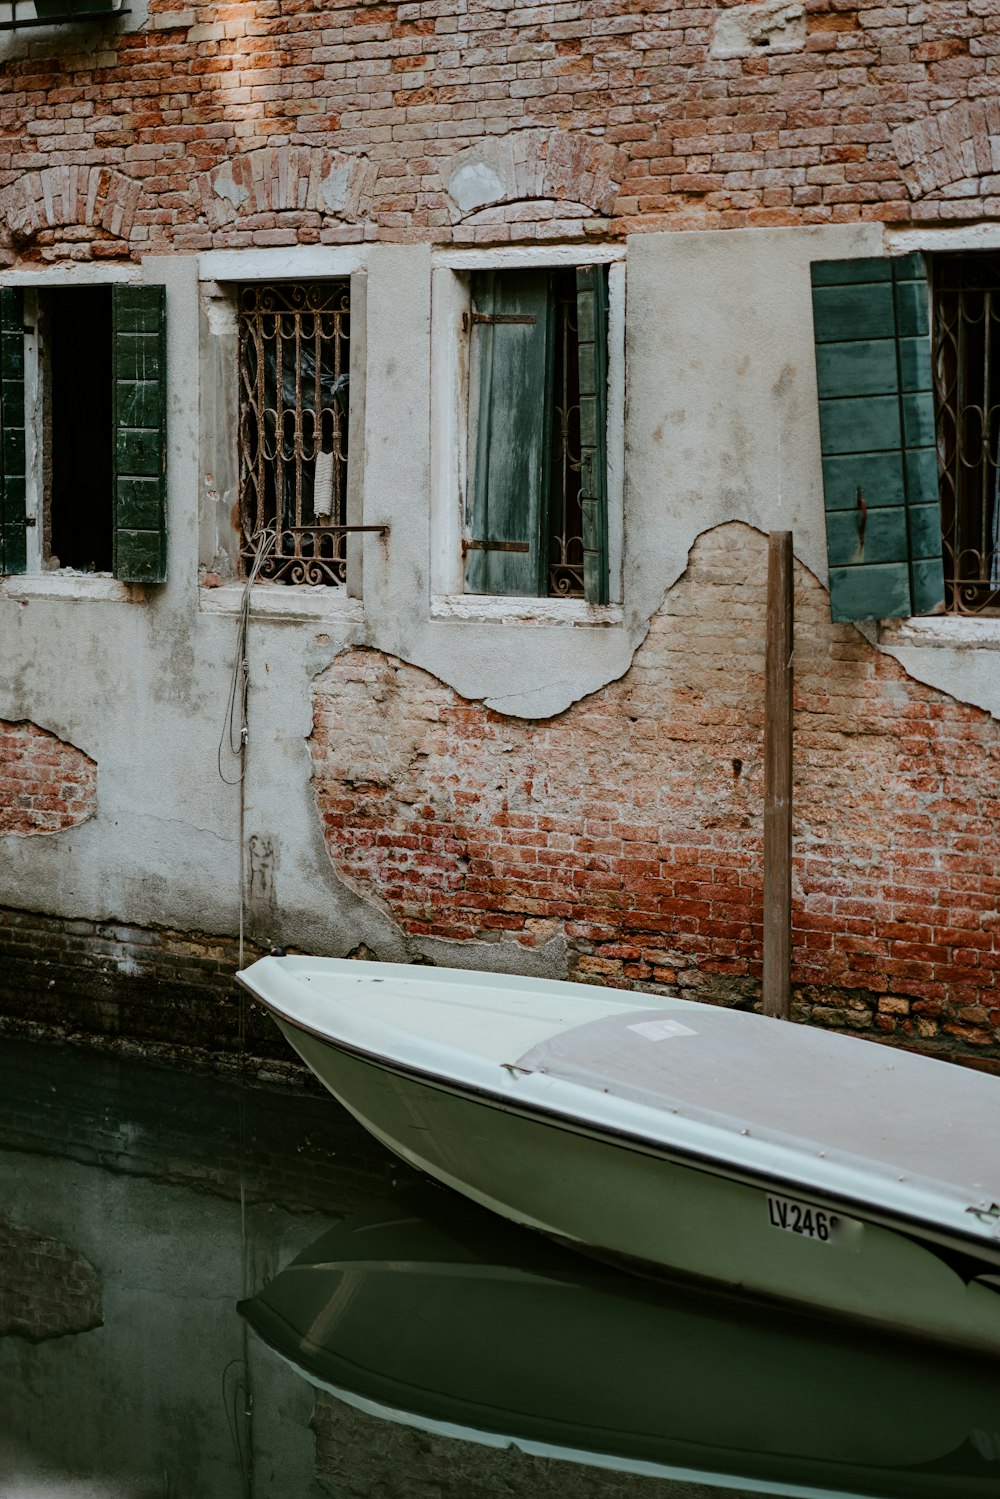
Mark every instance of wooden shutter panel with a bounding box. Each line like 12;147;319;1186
576;264;609;605
465;270;553;597
112;284;167;583
811;254;944;622
0;287;26;577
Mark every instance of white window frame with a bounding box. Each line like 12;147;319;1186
196;247;368;611
429;243;626;619
0;263;143;602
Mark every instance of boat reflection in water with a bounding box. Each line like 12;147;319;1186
239;1186;1000;1499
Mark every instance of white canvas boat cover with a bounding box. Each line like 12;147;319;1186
515;1008;1000;1202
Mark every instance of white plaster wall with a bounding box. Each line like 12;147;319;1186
3;224;1000;951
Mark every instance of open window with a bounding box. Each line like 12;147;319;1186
931;254;1000;615
0;282;167;583
464;265;610;605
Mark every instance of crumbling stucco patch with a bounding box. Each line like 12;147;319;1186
0;720;97;837
308;523;1000;1048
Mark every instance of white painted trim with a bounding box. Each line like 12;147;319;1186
879;615;1000;649
198;247;366;282
435;244;626;271
199;582;364;622
430;267;470;598
431;595;625;627
884;224;1000;255
0;574;141;602
1;264;141;286
606;260;625;602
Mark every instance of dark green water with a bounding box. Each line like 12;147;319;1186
0;1038;996;1499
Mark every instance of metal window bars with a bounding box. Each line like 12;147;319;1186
238;281;356;586
932;254;1000;614
548;275;585;598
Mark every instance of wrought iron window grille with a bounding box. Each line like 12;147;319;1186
238;281;382;586
548;273;586;598
932;254;1000;615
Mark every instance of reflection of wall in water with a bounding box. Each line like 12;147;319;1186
0;1041;403;1499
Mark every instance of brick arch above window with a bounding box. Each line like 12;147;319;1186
443;130;626;222
893;100;1000;203
0;167;141;241
192;147;377;232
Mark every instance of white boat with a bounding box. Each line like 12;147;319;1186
237;955;1000;1354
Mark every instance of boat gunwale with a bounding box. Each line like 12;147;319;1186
237;969;1000;1275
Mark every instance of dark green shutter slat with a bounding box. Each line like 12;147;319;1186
0;286;26;576
576;264;609;605
465;271;552;597
810;255;944;621
892;257;943;614
112;284;167;583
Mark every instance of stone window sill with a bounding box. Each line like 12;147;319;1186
199;582;364;623
879;615;1000;650
0;573;142;603
431;595;625;627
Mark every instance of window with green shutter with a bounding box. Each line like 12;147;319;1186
0;281;167;583
465;265;610;603
810;254;944;623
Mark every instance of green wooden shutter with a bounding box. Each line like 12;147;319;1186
811;254;944;622
0;287;26;577
112;283;167;583
465;270;553;596
576;265;609;605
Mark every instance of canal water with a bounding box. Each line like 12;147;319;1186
1;1037;998;1499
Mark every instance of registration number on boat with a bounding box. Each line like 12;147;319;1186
766;1194;841;1243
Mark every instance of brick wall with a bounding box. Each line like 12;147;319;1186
0;906;288;1068
0;720;96;836
311;522;1000;1069
0;0;997;260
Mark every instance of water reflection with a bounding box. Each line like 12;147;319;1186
241;1188;1000;1499
1;1038;998;1499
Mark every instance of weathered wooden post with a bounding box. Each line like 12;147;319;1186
763;530;793;1020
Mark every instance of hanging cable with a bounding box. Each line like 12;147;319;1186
218;526;275;971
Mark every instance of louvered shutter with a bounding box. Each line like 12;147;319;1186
112;284;167;583
0;287;26;577
465;270;553;597
811;254;944;622
576;265;609;605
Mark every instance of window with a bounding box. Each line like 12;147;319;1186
0;282;167;583
237;281;350;586
464;265;610;605
931;254;1000;615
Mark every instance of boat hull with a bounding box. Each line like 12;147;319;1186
276;1017;1000;1357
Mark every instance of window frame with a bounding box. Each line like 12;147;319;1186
430;245;626;615
197;249;367;598
0;264;166;593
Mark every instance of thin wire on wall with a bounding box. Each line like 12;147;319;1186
218;526;275;971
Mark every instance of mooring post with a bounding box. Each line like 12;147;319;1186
763;530;793;1020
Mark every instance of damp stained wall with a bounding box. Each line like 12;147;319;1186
2;223;1000;1006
